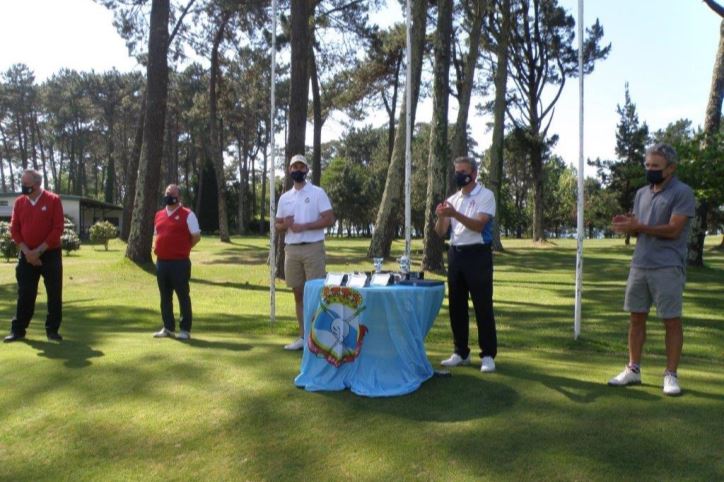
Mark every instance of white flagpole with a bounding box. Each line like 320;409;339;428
574;0;584;339
404;0;412;259
269;0;278;326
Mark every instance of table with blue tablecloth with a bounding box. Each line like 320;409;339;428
294;278;445;397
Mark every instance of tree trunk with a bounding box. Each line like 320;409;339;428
276;0;315;278
105;119;116;203
310;41;323;186
422;0;453;272
531;137;545;242
489;0;510;252
368;0;427;258
236;133;247;236
121;92;146;241
0;125;12;191
260;139;268;235
689;19;724;263
241;139;251;234
32;120;49;190
125;0;169;263
687;200;708;267
704;22;724;137
384;55;402;163
209;12;231;242
449;0;485;195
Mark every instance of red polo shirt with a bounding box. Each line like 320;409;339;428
10;190;65;251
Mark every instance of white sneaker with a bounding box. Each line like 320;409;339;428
440;353;471;367
284;337;304;351
663;373;681;396
480;356;496;373
608;367;641;386
153;328;175;338
177;330;191;340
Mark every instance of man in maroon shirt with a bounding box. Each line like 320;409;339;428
5;169;65;342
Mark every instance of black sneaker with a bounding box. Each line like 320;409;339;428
47;332;63;341
3;332;26;343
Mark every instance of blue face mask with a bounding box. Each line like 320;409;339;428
645;169;665;185
455;171;472;188
290;170;307;183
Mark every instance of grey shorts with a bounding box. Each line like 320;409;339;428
624;266;685;319
284;241;326;289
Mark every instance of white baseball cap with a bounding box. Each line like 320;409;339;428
290;154;309;168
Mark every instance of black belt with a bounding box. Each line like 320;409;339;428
450;244;491;252
287;241;322;246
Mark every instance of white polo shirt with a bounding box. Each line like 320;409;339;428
446;183;496;246
276;182;333;244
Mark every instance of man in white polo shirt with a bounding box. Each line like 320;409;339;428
434;156;498;373
275;154;335;351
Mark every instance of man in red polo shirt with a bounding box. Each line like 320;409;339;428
153;184;201;340
5;169;65;342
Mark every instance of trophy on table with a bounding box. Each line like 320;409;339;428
373;257;384;274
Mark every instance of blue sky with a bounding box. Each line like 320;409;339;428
0;0;720;174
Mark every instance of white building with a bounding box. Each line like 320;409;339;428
0;193;123;239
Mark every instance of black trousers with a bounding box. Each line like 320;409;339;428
447;245;497;359
156;258;192;332
12;248;63;336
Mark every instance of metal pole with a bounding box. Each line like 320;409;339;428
404;0;412;259
269;0;278;326
574;0;584;339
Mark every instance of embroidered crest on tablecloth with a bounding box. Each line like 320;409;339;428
308;286;367;367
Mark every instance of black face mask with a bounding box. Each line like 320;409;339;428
455;171;473;188
645;169;665;185
290;170;307;183
163;195;178;206
21;185;34;195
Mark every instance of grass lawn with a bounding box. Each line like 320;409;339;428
0;236;722;481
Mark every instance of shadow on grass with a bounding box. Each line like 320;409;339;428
309;373;519;423
24;339;105;368
190;277;271;292
179;337;252;352
498;361;660;403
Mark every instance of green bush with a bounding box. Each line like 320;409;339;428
0;221;18;262
62;216;80;256
89;220;118;251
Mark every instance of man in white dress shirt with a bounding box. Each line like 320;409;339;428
275;155;335;350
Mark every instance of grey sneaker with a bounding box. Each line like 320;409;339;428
176;330;191;341
608;367;641;386
153;328;175;338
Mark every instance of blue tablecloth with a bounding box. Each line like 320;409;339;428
294;279;445;397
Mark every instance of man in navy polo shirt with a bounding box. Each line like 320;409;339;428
434;156;498;373
5;169;65;342
152;184;201;341
608;143;696;396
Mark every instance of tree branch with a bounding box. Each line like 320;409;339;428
703;0;724;18
167;0;197;48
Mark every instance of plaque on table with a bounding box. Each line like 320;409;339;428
324;272;348;287
370;272;393;286
347;272;369;288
